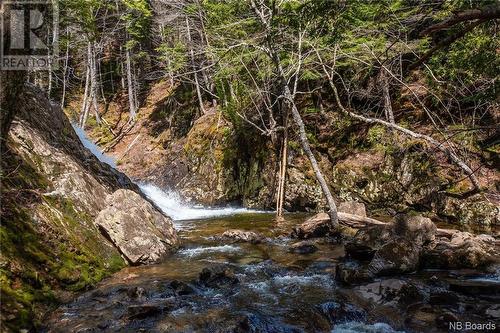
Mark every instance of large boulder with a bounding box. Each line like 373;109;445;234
95;189;178;265
393;214;436;245
340;214;438;281
344;225;392;261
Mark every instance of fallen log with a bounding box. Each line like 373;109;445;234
292;212;496;241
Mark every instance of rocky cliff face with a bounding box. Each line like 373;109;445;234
104;92;498;229
0;84;178;332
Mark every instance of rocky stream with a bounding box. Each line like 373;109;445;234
39;125;500;333
43;209;499;332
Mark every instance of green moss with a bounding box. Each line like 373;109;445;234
1;150;126;331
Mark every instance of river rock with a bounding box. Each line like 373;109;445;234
368;238;421;276
170;280;196;295
234;313;303;333
291;213;332;239
127;303;162;320
344;225;392;261
95;189;178;265
351;279;426;308
199;266;239;288
421;231;500;269
393;214;436;245
288;241;318;254
316;301;366;324
336;261;373;284
339;201;367;217
219;230;264;244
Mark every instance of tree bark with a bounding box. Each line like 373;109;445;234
284;84;339;226
382;71;395;124
276;124;288;218
420;4;500;36
125;47;137;121
185;16;206;115
61;28;70;108
79;43;91;127
90;42;101;124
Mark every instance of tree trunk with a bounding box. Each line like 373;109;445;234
90;42;101;124
249;0;338;226
79;43;91;127
61;28;70;108
185;16;205;115
125;47;137;121
276;128;288;218
284;83;339;226
382;71;395;124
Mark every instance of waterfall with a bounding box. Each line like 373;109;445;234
139;183;264;221
72;123;265;221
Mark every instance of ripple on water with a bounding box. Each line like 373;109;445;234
332;322;405;333
178;245;241;258
272;273;333;289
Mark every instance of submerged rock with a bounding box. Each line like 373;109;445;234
170;280;196;295
288;241;319;254
95;189;179;265
127;303;162;320
198;266;239;288
219;230;264;244
316;301;367;324
234;313;303;333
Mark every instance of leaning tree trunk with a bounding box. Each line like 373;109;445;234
316;51;481;192
249;0;338;226
284;83;339;226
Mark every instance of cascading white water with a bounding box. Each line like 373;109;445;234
72;123;266;222
139;183;265;222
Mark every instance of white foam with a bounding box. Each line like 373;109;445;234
179;245;240;258
272;274;332;286
72;124;116;168
139;183;266;221
332;322;405;333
